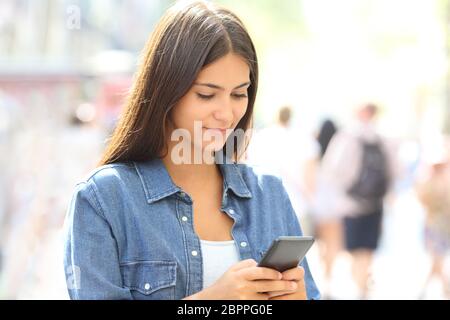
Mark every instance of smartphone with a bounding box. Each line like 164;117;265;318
257;236;315;273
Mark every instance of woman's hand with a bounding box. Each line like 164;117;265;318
267;266;307;300
184;259;298;300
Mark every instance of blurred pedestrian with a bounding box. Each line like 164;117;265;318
317;119;337;158
321;103;396;299
311;118;342;298
416;141;450;299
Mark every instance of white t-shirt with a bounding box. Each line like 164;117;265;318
200;240;240;289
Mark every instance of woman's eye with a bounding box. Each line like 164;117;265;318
197;93;214;100
196;93;248;100
232;93;248;99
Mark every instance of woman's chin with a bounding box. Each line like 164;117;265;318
200;139;225;150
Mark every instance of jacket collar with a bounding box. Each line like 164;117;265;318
134;158;252;204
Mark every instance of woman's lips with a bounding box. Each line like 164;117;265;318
203;127;228;134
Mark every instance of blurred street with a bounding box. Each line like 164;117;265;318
0;0;449;300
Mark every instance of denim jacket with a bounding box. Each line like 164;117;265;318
63;158;320;300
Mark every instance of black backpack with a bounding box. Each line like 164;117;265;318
347;138;390;207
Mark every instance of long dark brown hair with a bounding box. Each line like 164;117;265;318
99;0;258;166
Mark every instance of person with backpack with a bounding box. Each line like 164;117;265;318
321;103;395;299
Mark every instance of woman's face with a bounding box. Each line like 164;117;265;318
168;53;250;161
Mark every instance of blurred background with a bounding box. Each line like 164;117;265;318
0;0;449;299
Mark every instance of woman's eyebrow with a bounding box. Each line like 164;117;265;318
193;81;251;90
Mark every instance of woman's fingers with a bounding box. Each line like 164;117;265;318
242;266;282;281
281;266;305;281
227;262;306;300
270;292;303;300
253;279;297;293
254;292;271;300
267;290;293;298
231;259;258;271
265;267;306;299
269;278;307;300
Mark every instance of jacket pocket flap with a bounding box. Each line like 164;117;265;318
121;260;177;295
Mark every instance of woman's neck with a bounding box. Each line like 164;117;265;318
161;142;222;189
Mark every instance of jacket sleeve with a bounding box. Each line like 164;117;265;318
63;181;133;300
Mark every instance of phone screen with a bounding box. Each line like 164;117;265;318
257;236;314;272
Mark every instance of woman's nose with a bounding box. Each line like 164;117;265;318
212;97;234;124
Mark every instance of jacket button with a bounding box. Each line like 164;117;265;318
181;216;188;222
191;250;198;257
240;242;247;248
144;283;150;290
229;209;235;215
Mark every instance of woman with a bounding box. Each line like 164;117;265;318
63;0;319;300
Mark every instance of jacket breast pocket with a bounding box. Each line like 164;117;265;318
120;260;177;300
